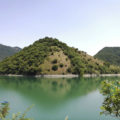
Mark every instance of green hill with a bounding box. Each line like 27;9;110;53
94;47;120;66
0;37;120;76
0;44;21;61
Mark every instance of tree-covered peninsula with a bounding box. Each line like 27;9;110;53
0;37;120;76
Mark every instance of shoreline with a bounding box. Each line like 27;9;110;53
1;74;120;78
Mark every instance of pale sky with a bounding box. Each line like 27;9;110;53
0;0;120;56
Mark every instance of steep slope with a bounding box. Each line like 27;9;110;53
0;44;21;61
0;37;120;76
94;47;120;66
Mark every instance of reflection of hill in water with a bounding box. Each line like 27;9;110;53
0;76;119;107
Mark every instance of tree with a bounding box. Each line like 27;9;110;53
100;80;120;118
52;65;58;71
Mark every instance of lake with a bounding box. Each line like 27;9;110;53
0;76;119;120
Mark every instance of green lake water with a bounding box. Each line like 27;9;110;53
0;76;119;120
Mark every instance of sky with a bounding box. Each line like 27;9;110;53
0;0;120;56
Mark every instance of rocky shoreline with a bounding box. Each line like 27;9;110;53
1;74;120;78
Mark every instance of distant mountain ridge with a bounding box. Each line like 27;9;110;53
0;37;120;76
0;44;21;61
94;47;120;66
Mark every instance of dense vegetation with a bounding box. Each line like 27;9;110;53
0;102;68;120
0;44;21;61
100;80;120;118
95;47;120;66
0;102;33;120
0;37;120;76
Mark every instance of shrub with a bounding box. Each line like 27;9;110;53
59;63;64;68
52;65;58;71
62;72;65;75
104;62;110;68
66;58;68;61
47;69;50;72
52;59;57;64
73;65;84;76
51;52;54;55
67;67;71;73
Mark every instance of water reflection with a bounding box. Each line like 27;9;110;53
0;76;102;107
0;76;120;120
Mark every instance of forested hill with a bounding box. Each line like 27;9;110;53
0;44;21;61
0;37;120;76
94;47;120;66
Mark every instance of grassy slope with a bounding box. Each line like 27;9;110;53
41;50;71;74
0;37;120;75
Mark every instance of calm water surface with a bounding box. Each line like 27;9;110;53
0;76;119;120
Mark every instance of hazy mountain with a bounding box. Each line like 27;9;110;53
95;47;120;66
0;44;21;61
